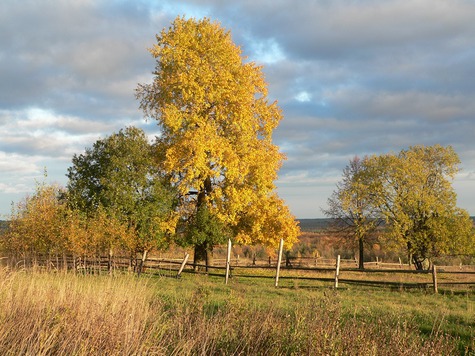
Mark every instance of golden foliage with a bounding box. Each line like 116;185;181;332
3;183;66;257
3;182;140;259
137;17;299;248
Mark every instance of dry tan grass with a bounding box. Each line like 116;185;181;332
0;268;165;355
0;267;463;355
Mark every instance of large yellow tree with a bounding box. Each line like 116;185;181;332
136;17;299;265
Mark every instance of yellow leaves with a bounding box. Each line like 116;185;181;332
4;181;170;259
234;193;300;249
160;211;179;235
137;16;300;250
363;145;472;262
5;183;66;256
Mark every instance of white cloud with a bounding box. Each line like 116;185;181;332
1;0;475;218
0;182;31;195
0;152;40;175
295;91;311;103
250;38;286;64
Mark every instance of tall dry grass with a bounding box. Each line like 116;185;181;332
0;267;461;355
0;268;165;354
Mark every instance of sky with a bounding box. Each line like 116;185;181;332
1;0;475;219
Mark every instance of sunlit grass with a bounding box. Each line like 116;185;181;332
0;267;472;355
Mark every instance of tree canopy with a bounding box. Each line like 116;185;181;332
67;127;176;255
2;180;67;259
323;156;382;269
136;16;299;263
364;145;474;269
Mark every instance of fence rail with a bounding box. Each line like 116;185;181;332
2;253;475;293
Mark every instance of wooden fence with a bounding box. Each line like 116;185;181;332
2;251;475;293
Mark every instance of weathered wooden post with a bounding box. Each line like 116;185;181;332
177;253;190;278
432;264;438;294
275;238;284;287
137;250;148;277
108;248;114;275
334;255;341;289
225;239;232;285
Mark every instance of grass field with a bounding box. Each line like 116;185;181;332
0;267;473;355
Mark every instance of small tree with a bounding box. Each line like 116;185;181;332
136;16;299;266
323;157;382;269
365;145;474;269
3;180;68;265
67;127;176;259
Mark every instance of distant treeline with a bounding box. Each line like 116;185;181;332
297;217;475;233
0;217;472;235
0;218;329;234
0;218;327;234
0;220;8;234
297;219;333;232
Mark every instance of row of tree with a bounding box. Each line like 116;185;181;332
1;122;298;268
324;145;474;270
2;16;472;272
1;17;300;267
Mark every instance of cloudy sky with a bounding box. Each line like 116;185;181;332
1;0;475;219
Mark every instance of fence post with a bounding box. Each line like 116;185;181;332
137;250;148;277
334;255;341;289
275;238;284;287
225;239;232;285
177;253;190;278
108;248;114;275
432;264;438;294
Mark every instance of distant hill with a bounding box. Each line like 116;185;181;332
0;217;473;235
0;218;330;234
298;216;475;233
297;219;333;232
0;220;9;234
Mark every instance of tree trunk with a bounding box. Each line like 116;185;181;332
285;251;292;267
408;241;425;270
194;242;212;272
412;254;424;270
193;176;214;272
358;237;365;270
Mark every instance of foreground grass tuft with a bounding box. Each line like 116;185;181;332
0;268;469;355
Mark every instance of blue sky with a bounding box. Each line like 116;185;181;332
1;0;475;219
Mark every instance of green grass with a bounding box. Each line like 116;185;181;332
0;267;473;355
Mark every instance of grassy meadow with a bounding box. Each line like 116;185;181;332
0;267;473;355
